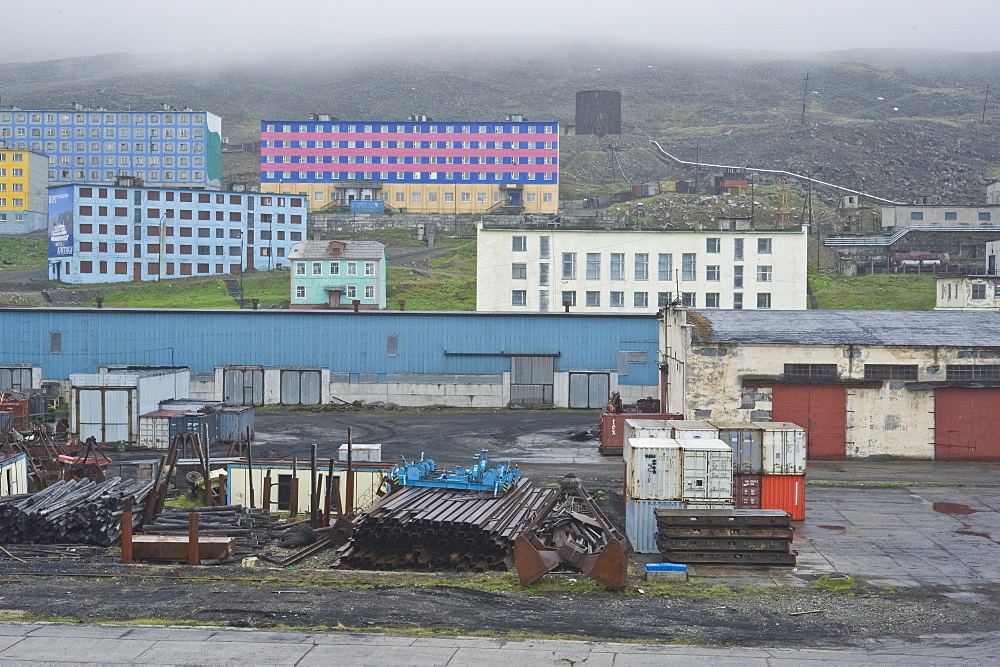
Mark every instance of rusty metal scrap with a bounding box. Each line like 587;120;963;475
654;508;797;565
336;479;559;572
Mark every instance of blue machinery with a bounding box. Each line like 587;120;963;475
390;449;520;495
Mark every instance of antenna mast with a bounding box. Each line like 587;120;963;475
801;73;810;124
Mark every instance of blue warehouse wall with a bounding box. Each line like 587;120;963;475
0;309;660;385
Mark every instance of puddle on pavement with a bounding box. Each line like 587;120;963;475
932;502;978;515
817;525;846;531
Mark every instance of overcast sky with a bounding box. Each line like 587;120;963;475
3;0;998;64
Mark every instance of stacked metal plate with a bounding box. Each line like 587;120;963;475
653;508;796;565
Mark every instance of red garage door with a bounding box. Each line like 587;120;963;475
771;385;847;460
935;388;1000;460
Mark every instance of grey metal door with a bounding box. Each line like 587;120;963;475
223;366;264;406
280;369;322;405
510;356;554;406
0;367;31;391
569;372;610;409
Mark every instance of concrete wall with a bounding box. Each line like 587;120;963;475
936;276;1000;310
846;385;935;459
880;204;1000;229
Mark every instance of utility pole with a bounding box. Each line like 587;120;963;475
694;140;700;195
801;73;810;124
983;84;991;124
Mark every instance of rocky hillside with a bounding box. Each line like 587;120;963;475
2;41;999;205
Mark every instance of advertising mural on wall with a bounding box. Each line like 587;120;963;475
48;189;73;258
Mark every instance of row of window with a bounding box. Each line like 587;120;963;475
51;153;204;168
264;140;556;151
265;123;556;135
0;213;26;222
262;171;555;182
77;188;300;208
73;223;303;241
294;284;376;300
512;258;771;283
512;290;771;310
1;112;208;126
0;183;24;191
0;198;24;207
2;127;204;142
76;209;302;224
77;261;247;276
76;243;285;258
941;282;1000;300
511;236;773;259
910;211;993;221
0;154;25;162
51;169;204;183
294;261;377;277
265;155;556;165
784;363;1000;381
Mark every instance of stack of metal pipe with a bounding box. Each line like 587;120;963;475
0;478;153;546
338;479;559;571
140;505;276;556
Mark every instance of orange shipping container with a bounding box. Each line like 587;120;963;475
761;474;805;520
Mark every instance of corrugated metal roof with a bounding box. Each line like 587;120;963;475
289;240;385;260
698;310;1000;347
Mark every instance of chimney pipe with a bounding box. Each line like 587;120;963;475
96;297;104;309
398;300;406;311
251;298;260;310
352;299;360;312
563;300;571;313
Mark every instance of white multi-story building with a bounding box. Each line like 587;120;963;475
476;224;809;313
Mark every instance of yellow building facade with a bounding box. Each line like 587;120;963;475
0;149;48;233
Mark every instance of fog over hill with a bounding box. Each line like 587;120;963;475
2;40;998;203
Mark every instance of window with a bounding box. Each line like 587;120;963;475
635;253;648;280
444;192;454;202
971;283;986;299
910;211;923;221
460;192;471;203
295;262;306;276
586;291;601;307
706;238;720;253
562;252;577;280
864;365;918;381
757;293;772;309
733;293;743;309
539;236;550;259
539;290;549;312
784;364;838;380
734;265;744;288
512;236;527;252
561;291;576;307
757;238;772;254
658;253;673;281
610;291;625;307
539;263;549;286
681;292;696;307
947;365;1000;380
634;292;649;308
511;290;527;306
365;285;375;299
706;265;720;281
610;253;625;280
757;265;772;282
347;262;358;276
705;293;720;308
944;212;957;221
295;285;306;298
312;262;322;275
681;253;696;281
586;253;601;280
979;212;991;221
395;192;405;202
345;285;357;299
512;263;527;279
657;292;672;307
411;192;421;203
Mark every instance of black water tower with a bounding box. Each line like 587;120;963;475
575;90;622;136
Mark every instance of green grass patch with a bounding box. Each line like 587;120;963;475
238;269;291;307
95;276;237;308
811;574;856;591
809;273;935;310
0;237;47;275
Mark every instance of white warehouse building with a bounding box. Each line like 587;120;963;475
476;223;809;313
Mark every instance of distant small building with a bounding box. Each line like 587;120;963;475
288;239;387;310
935;240;1000;310
0;147;48;233
880;186;1000;230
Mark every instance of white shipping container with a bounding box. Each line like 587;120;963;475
338;444;383;462
754;422;807;474
139;410;185;450
677;438;733;501
70;369;189;444
625;498;685;554
625;438;682;500
665;420;718;440
623;420;673;458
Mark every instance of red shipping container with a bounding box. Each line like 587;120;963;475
761;474;805;520
0;398;30;430
599;411;683;456
733;474;762;509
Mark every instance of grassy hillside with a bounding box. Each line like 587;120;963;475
0;237;47;276
92;277;237;308
386;239;477;311
809;273;936;310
